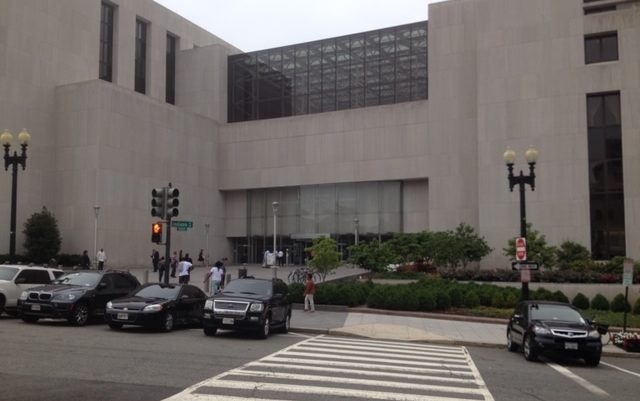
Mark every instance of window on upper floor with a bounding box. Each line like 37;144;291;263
585;32;618;64
166;34;178;104
135;19;148;94
99;2;115;82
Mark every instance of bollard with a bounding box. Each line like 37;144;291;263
143;269;149;284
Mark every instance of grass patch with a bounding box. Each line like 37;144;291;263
579;309;640;329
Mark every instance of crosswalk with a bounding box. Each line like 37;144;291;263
164;335;495;401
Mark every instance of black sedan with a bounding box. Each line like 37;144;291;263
105;283;206;332
203;278;291;339
507;300;604;366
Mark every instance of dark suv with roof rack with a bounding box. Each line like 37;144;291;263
17;270;140;326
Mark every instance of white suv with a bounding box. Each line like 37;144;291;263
0;265;64;316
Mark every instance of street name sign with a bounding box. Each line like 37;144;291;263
171;220;193;231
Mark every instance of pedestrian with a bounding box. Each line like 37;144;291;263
151;249;160;272
198;249;204;266
179;249;183;261
170;251;178;278
220;257;228;289
263;250;270;268
178;258;193;284
80;250;91;270
304;272;316;312
204;261;223;294
96;248;107;271
185;253;193;264
158;257;167;282
277;249;284;267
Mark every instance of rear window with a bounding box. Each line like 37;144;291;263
223;280;272;296
134;284;180;299
0;266;19;281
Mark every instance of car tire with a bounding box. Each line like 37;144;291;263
258;315;271;339
161;311;175;332
69;303;89;326
523;334;538;361
280;311;291;334
108;322;123;330
204;326;217;336
584;354;601;367
21;315;39;323
507;329;518;352
0;295;5;316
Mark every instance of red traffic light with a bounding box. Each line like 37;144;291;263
151;223;163;243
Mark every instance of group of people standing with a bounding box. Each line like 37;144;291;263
151;248;207;284
79;248;107;270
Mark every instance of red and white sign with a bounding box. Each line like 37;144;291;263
515;237;527;262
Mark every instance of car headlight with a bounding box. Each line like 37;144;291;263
204;300;213;310
19;291;28;300
533;325;551;335
106;301;113;309
143;304;163;312
588;329;600;338
52;293;76;301
249;303;264;312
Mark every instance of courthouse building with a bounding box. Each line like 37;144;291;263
0;0;639;267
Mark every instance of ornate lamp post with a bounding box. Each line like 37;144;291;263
272;201;279;278
503;146;539;301
2;129;30;263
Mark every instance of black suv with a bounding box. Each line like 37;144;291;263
18;270;140;326
203;278;291;339
507;300;604;366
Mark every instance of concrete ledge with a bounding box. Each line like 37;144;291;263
292;303;349;312
348;306;509;325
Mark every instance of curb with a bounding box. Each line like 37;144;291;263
347;306;509;325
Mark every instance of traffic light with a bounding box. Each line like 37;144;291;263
151;188;166;218
166;187;179;218
151;222;163;243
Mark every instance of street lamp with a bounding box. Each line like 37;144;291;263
93;205;100;266
272;201;279;278
354;218;359;245
2;129;30;263
503;146;539;301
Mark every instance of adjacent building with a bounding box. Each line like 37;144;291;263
0;0;638;268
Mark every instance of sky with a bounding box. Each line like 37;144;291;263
153;0;444;52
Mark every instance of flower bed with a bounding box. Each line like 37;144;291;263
612;332;640;352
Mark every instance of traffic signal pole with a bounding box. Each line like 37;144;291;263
151;183;179;286
164;217;171;285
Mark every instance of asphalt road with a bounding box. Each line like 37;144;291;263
1;316;639;401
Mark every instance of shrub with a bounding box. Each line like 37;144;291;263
366;285;391;309
288;283;305;303
551;290;569;303
463;291;480;308
531;288;554;301
610;293;631;313
572;293;590;309
56;253;82;267
416;289;437;311
491;292;505;308
448;287;464;307
633;298;640;315
23;207;62;264
591;293;610;311
555;241;591;270
504;292;519;308
435;291;451;310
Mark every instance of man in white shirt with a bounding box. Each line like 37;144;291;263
178;259;193;284
96;248;107;271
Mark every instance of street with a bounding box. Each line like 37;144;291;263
1;316;638;401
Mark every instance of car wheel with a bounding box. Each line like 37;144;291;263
258;315;271;339
204;326;217;337
523;334;538;361
584;354;601;367
22;316;39;323
281;311;291;334
507;329;518;352
161;311;175;332
0;295;5;316
69;303;89;326
108;322;123;330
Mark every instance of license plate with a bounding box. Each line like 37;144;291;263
31;304;40;311
565;342;578;350
117;313;128;320
222;317;234;325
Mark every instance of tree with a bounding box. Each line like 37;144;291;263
556;241;591;270
348;240;394;272
452;223;492;268
503;223;557;269
306;237;342;281
23;207;62;263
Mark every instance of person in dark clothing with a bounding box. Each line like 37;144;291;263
170;251;178;278
151;249;160;272
198;249;204;266
80;250;91;270
158;257;167;282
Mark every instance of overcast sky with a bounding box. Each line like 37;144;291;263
153;0;444;52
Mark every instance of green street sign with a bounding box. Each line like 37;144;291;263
171;220;193;231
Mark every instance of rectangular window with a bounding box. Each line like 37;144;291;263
587;92;625;259
585;32;618;64
166;34;177;104
135;19;148;94
99;2;114;82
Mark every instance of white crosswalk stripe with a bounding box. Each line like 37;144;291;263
163;335;495;401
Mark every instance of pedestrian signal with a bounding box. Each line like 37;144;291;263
151;222;163;243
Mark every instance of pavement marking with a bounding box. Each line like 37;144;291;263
547;362;609;397
601;361;640;378
163;334;496;401
282;331;314;338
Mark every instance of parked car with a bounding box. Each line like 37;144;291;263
203;278;291;339
506;300;603;366
0;265;64;316
105;283;206;332
17;270;140;326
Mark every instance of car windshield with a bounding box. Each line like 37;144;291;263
134;284;180;300
222;280;272;296
0;266;19;281
530;304;585;324
53;272;101;287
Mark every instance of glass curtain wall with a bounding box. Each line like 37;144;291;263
237;182;402;264
228;21;428;122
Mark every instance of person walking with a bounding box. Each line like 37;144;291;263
198;249;205;266
170;251;178;278
80;250;91;270
178;258;193;284
151;249;160;272
204;261;223;294
304;273;316;312
158;257;167;282
220;257;228;289
96;248;107;271
277;249;284;267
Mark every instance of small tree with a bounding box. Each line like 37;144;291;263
556;241;591;270
348;240;394;272
23;206;62;264
306;237;342;281
503;223;557;269
452;223;492;268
